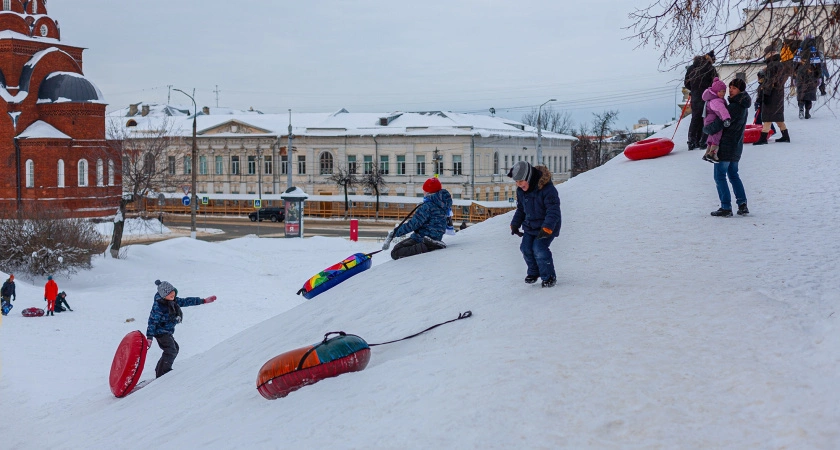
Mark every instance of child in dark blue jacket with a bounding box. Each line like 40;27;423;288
508;161;562;287
146;280;216;378
390;177;453;260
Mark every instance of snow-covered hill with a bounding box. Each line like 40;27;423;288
1;104;839;448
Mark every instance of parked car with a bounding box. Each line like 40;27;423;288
248;207;285;222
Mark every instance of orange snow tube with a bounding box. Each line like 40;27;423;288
623;137;675;160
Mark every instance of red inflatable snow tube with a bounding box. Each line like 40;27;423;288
109;330;148;398
743;124;775;144
21;307;44;317
257;332;371;400
623;137;675;160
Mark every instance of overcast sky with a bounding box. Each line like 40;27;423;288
51;0;687;129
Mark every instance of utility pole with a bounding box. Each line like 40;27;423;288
173;88;198;239
537;99;556;166
287;109;293;189
214;85;220;108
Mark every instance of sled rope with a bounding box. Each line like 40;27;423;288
368;311;473;347
671;94;692;140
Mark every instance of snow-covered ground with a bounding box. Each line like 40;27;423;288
1;102;839;448
95;218;172;238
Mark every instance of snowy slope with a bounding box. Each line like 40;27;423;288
1;104;839;449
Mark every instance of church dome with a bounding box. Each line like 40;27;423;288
37;72;104;103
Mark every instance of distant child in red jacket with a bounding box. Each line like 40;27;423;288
44;275;58;316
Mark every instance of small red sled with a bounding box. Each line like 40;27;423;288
109;330;148;398
624;137;675;160
22;307;45;317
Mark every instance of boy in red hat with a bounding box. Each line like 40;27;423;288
389;176;453;260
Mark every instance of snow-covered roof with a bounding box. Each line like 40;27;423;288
16;120;71;139
109;106;577;141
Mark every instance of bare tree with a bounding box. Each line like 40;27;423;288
105;117;186;258
327;164;358;219
592;110;620;166
521;107;575;135
628;0;839;94
360;166;387;220
571;124;598;176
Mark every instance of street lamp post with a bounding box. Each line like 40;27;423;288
536;98;556;166
174;88;198;239
287;109;293;190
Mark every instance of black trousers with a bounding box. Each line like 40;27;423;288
687;100;707;146
390;239;431;260
154;333;180;378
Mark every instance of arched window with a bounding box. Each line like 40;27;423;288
319;152;334;175
78;159;88;187
493;152;499;175
108;159;115;185
57;159;65;187
143;153;155;174
25;159;34;188
96;159;104;186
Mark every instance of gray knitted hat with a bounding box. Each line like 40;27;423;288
508;161;532;182
155;280;175;298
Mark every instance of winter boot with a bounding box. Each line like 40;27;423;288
422;236;447;250
687;141;697;151
541;276;557;288
711;208;733;217
752;132;769;146
799;105;805;119
775;129;790;143
737;203;749;216
524;275;539;284
805;107;811;119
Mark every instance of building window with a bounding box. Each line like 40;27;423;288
347;155;357;174
247;155;257;175
494;191;499;201
167;156;175;175
184;156;192;175
280;155;288;174
416;155;425;175
320;152;333;175
2;0;9;11
215;156;223;174
78;160;88;187
57;159;65;188
144;153;155;174
379;155;389;175
364;155;373;174
493;152;499;175
231;156;240;175
33;0;38;14
96;159;104;186
199;156;208;175
298;155;306;174
25;159;34;187
397;155;405;175
108;159;115;185
453;155;462;175
264;155;273;174
504;155;509;172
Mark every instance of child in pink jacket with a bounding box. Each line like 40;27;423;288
701;77;731;162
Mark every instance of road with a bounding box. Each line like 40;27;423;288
163;214;396;242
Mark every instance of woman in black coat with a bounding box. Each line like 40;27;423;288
754;48;790;145
712;78;752;217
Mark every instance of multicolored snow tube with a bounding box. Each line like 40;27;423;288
256;332;371;399
296;253;374;299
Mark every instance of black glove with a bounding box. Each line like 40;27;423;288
723;119;731;127
537;228;553;240
510;225;523;237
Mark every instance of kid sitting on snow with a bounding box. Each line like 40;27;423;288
701;77;732;163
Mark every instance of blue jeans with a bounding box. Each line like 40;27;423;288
713;161;747;210
520;233;556;280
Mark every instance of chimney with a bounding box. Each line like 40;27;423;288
128;103;139;116
202;106;210;115
141;105;150;117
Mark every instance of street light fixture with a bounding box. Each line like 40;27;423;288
536;98;556;166
173;88;198;239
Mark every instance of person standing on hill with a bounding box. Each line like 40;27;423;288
701;77;732;163
1;275;15;315
146;280;217;378
794;60;819;119
712;78;752;217
686;51;719;150
754;46;790;145
508;161;562;288
389;177;452;260
44;275;58;316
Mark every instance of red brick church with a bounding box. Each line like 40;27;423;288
0;0;119;217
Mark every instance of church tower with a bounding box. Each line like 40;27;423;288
0;0;120;217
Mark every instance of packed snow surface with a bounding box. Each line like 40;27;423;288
1;110;839;448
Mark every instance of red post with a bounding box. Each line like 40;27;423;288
350;219;358;242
